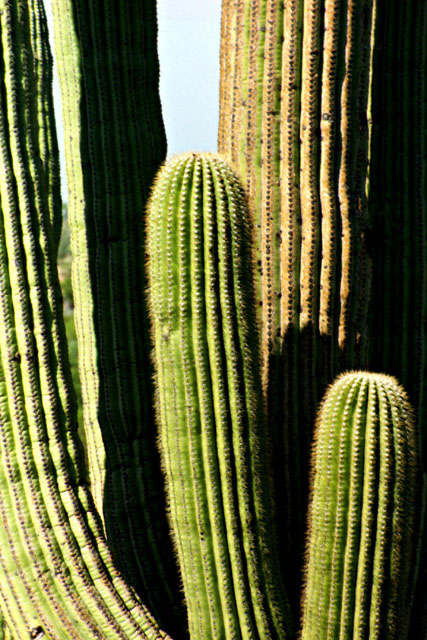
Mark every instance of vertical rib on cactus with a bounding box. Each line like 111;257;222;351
51;1;184;633
147;152;293;639
0;1;169;637
301;372;422;640
219;0;374;606
28;0;62;252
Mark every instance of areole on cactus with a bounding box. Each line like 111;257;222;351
0;0;424;638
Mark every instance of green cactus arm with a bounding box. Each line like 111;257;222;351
0;1;170;637
301;372;423;640
147;152;294;639
51;1;185;633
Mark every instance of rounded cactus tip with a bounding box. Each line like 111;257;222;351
302;369;422;640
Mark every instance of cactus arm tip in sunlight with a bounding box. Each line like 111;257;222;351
147;151;294;639
301;371;423;640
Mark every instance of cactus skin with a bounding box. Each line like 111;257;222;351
51;1;184;634
219;0;374;609
301;372;422;640
0;1;170;638
147;152;293;639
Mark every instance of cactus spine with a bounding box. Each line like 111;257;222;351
301;372;422;640
147;152;293;639
51;1;184;633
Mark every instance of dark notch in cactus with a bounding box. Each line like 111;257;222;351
218;0;374;608
147;152;294;639
368;0;427;468
301;372;422;640
0;1;168;637
51;1;185;634
367;3;427;631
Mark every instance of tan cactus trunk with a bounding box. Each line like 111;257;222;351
219;0;374;608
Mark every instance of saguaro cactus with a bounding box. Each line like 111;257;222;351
51;0;184;633
218;0;427;617
301;372;422;640
147;152;293;639
0;1;169;637
219;0;374;605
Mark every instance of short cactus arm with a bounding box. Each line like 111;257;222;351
301;372;422;640
147;152;293;639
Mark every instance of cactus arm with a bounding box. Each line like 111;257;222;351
0;2;170;637
148;153;293;639
301;372;422;640
51;1;185;633
366;2;427;629
219;0;377;608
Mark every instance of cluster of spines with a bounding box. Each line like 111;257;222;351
218;0;375;605
301;372;422;640
147;152;293;639
51;0;185;633
0;2;169;638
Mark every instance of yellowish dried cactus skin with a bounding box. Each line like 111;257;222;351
219;0;374;607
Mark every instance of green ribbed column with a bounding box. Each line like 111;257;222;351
219;0;374;607
51;1;184;634
301;372;422;640
0;1;169;637
147;152;293;639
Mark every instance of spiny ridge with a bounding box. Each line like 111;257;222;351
147;152;293;640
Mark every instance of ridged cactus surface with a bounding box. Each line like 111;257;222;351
219;0;374;604
147;152;293;640
0;1;169;638
302;372;422;640
51;1;184;634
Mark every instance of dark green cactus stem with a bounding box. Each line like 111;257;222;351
51;1;184;633
219;0;374;608
366;2;427;631
0;1;169;637
301;372;422;640
147;152;293;639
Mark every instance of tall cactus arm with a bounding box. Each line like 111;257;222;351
0;1;169;637
147;152;294;640
51;1;185;633
301;372;422;640
218;0;374;608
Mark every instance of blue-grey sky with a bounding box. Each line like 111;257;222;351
158;0;222;155
45;0;222;200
